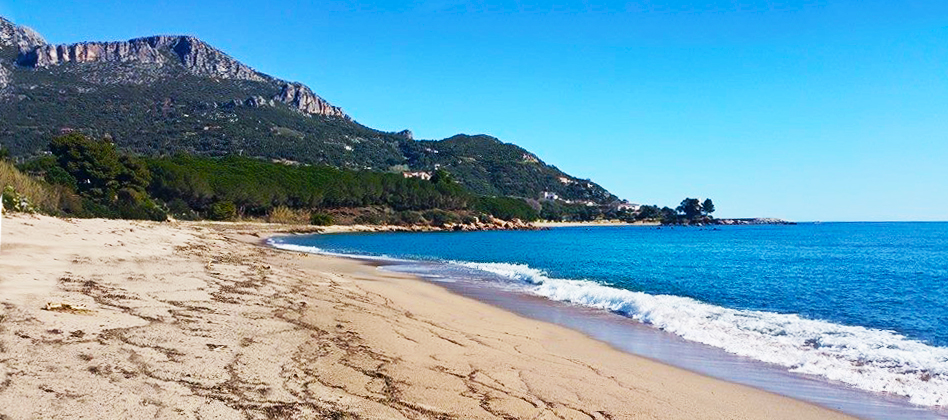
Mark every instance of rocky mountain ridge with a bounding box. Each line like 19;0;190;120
0;16;617;205
2;18;345;118
0;17;45;51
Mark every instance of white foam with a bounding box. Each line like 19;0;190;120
458;261;948;407
266;239;408;263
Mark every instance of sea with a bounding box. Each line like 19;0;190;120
269;223;948;419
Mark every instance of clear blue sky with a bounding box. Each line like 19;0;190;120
2;1;946;221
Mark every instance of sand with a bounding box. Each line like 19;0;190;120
0;213;852;419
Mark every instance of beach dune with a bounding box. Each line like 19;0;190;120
0;214;851;419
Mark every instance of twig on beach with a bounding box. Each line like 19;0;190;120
44;302;92;314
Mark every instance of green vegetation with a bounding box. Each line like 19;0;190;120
310;212;334;226
5;133;722;228
0;61;614;205
10;133;551;225
474;196;539;222
539;201;602;222
146;153;469;217
677;198;703;220
702;198;715;216
24;133;167;220
1;153;79;215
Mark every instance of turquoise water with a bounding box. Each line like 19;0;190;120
271;223;948;408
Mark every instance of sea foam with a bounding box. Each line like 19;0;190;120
268;237;948;407
458;261;948;407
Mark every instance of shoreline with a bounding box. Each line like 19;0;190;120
1;214;853;419
533;220;659;227
268;232;948;420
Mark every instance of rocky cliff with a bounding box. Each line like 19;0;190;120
0;16;617;204
3;17;346;119
16;36;267;82
276;82;345;118
0;17;45;51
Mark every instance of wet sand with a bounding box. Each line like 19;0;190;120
0;214;851;419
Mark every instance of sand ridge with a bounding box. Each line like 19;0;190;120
0;214;852;419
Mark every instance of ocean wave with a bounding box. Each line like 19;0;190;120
267;239;408;262
458;261;948;407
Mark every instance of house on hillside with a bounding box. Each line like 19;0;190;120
402;171;432;181
611;200;641;212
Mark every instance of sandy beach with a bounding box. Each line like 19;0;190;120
0;214;852;419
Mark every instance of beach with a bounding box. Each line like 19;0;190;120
0;214;851;419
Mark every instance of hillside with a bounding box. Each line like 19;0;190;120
0;16;615;203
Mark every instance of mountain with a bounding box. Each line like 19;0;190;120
0;16;616;204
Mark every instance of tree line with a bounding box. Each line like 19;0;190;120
7;133;541;224
621;198;716;224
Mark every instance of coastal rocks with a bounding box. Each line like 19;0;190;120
0;17;45;51
714;218;795;225
445;217;538;232
275;83;347;118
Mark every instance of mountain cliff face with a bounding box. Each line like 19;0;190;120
0;17;45;51
18;36;265;81
0;16;615;203
5;22;345;118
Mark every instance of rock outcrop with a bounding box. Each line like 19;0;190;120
275;83;347;119
714;218;796;225
396;129;414;140
16;36;267;82
0;17;45;51
0;65;8;88
4;15;348;118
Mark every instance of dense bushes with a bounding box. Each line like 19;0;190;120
147;154;470;218
23;133;168;221
474;196;539;222
1;160;64;213
310;212;334;226
207;201;237;221
12;133;558;225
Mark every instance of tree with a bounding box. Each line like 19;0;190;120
636;205;661;220
430;169;454;185
660;206;678;224
676;198;703;220
0;145;9;161
702;198;715;216
49;133;124;199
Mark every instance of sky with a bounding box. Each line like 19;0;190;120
2;0;946;221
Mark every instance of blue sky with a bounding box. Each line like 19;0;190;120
2;1;946;221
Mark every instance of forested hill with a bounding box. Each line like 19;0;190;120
0;16;615;204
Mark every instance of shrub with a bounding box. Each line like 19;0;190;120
394;210;424;226
208;201;237;221
267;205;311;225
0;161;62;214
474;196;539;222
166;198;198;220
423;209;460;227
310;212;334;226
115;188;168;221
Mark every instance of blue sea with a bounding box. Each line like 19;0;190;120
270;223;948;414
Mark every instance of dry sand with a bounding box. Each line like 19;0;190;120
0;214;852;419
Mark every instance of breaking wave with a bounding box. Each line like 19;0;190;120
457;262;948;407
